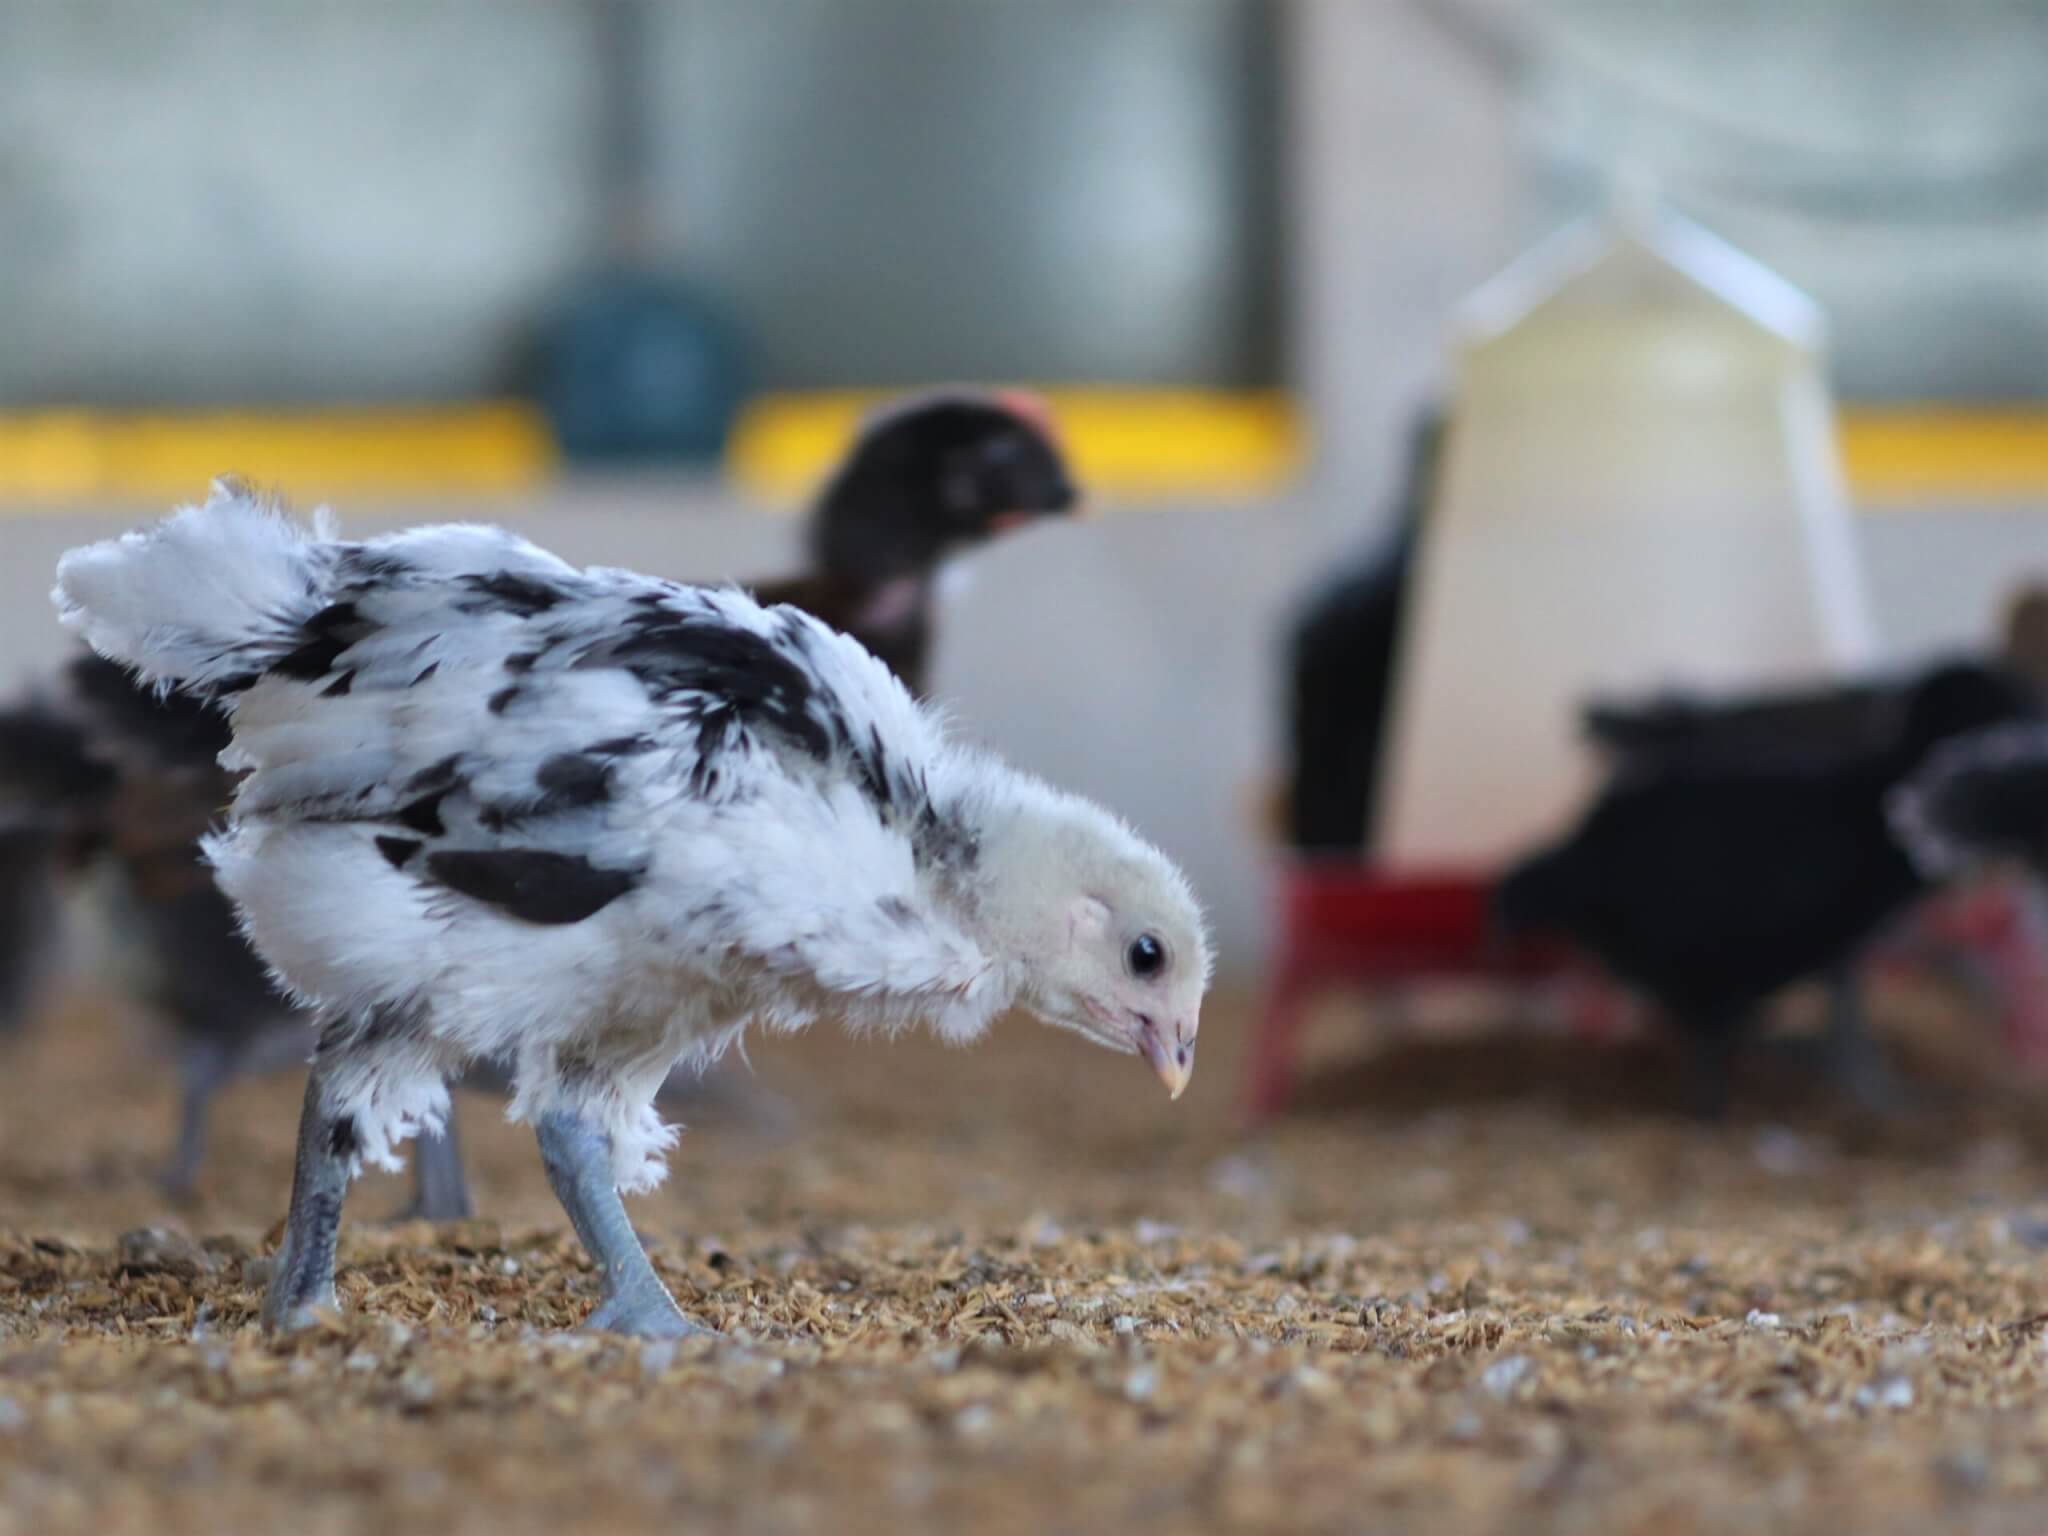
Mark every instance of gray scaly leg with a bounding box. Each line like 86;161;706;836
534;1110;710;1339
159;1040;233;1197
1823;965;1907;1112
393;1117;475;1223
260;1066;354;1333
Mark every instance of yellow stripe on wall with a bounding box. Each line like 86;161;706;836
0;404;558;506
1;395;2046;508
1838;409;2048;504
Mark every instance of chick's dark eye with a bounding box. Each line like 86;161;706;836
1127;933;1166;979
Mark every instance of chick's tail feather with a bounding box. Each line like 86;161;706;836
51;478;335;697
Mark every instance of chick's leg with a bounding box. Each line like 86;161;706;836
1823;964;1906;1112
159;1039;231;1197
534;1110;710;1339
261;1065;354;1333
394;1117;474;1223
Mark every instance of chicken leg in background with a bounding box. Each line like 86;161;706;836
1495;659;2044;1117
0;826;61;1038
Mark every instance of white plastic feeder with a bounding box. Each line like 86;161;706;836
1378;201;1875;866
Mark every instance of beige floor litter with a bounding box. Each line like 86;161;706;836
7;985;2048;1535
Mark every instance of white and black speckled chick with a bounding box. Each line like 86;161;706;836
54;481;1209;1338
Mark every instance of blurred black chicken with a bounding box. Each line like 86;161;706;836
1496;659;2043;1114
758;388;1078;696
1281;412;1443;852
0;388;1078;1212
1583;679;1899;773
1587;583;2048;776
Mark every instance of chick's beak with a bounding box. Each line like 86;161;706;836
1138;1017;1196;1101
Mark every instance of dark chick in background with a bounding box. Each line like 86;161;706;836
1280;411;1442;853
0;655;302;1191
1496;659;2042;1116
1585;581;2048;775
1583;680;1898;774
757;389;1078;698
0;694;117;1036
0;389;1076;1214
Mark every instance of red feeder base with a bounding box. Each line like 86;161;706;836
1244;862;1602;1124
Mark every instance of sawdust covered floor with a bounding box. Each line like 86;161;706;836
8;991;2048;1536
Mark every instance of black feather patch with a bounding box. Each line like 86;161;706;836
424;849;639;924
487;686;520;715
587;735;655;756
394;792;449;837
459;571;568;618
405;756;463;795
535;752;611;807
272;602;373;681
855;723;894;809
915;804;980;873
338;548;416;583
588;617;833;767
356;1001;419;1047
327;1116;361;1159
477;753;614;832
321;670;355;697
375;835;423;870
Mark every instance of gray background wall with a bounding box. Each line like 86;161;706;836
0;0;1280;405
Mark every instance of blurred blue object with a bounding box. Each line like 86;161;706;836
534;270;745;464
